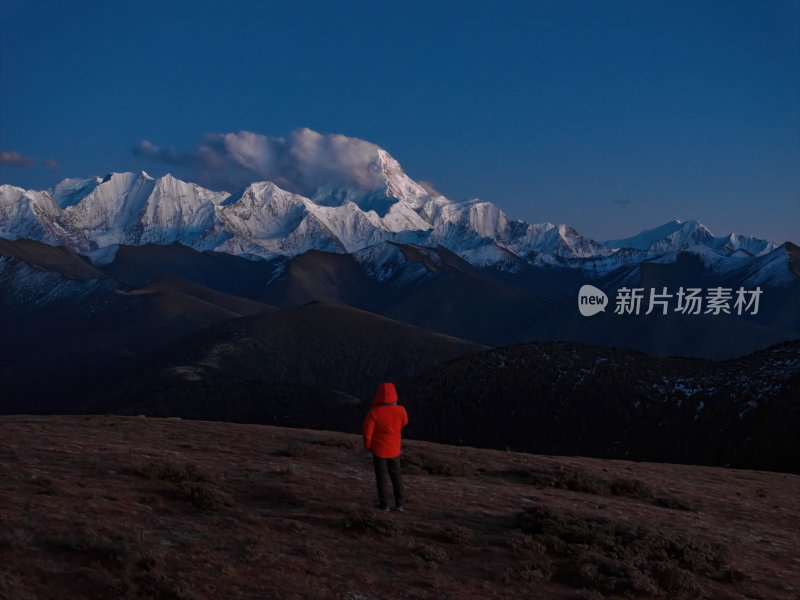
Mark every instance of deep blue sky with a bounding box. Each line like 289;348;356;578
1;0;798;242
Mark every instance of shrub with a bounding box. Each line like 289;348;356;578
517;560;554;582
653;496;696;511
609;478;653;499
173;481;230;509
272;441;319;458
401;449;472;477
138;462;209;483
494;467;605;494
506;530;546;556
413;543;449;563
43;527;130;560
511;504;731;597
440;523;476;546
0;528;34;550
341;507;405;537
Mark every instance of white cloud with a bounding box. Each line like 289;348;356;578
0;150;37;168
133;128;385;195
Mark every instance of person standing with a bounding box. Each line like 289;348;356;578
363;382;408;511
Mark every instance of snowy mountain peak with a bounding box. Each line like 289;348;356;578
51;176;102;209
0;134;789;278
604;220;685;250
678;219;712;235
602;218;776;258
375;148;433;208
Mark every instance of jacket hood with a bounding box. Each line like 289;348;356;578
372;382;398;406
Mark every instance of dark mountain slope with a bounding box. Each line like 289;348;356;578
0;237;107;281
787;241;800;276
397;339;800;472
382;270;556;346
102;242;279;294
4;238;794;360
105;301;484;404
257;249;391;310
0;278;275;412
80;302;484;431
131;275;275;317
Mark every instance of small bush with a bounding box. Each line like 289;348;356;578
173;481;230;509
495;467;605;494
552;552;660;596
272;440;320;458
341;507;404;537
0;528;34;550
307;436;358;449
250;484;304;509
137;461;229;509
506;530;546;555
401;449;472;477
138;462;209;483
499;469;658;500
413;543;449;563
43;527;130;560
654;496;696;511
503;559;554;585
652;561;702;596
517;560;554;582
440;523;476;545
609;478;652;499
575;589;605;600
130;572;190;600
511;504;730;597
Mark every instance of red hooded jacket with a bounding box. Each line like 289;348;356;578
363;382;408;459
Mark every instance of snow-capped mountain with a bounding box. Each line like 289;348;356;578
51;176;102;209
0;139;790;282
1;172;230;258
605;220;780;258
0;186;55;243
0;145;611;266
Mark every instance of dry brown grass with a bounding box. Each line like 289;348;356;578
0;416;796;600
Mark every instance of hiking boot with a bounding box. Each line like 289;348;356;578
375;504;390;511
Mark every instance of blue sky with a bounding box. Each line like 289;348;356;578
1;0;798;242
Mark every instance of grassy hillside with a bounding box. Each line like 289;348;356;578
1;416;797;599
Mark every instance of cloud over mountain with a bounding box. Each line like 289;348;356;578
133;128;385;196
0;150;37;168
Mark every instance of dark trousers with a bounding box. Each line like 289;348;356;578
372;454;406;508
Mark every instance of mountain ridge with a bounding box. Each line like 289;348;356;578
2;236;797;362
1;133;790;278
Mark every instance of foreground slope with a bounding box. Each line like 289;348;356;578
0;416;797;600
